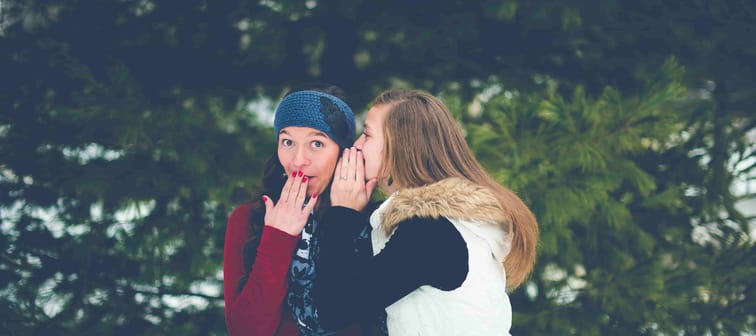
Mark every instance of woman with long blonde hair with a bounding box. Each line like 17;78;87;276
314;89;539;335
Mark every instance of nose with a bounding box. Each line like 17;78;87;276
291;146;310;170
353;134;365;150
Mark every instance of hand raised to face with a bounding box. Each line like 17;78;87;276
330;147;377;211
261;171;318;236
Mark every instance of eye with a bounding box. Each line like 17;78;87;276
311;140;324;148
362;131;369;138
281;138;293;147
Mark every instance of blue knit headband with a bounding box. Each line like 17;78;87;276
273;90;356;148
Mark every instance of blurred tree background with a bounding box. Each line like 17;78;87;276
1;0;754;335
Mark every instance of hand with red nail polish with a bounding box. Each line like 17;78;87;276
261;170;317;235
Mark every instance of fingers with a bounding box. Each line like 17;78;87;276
347;147;358;181
294;174;308;210
355;149;365;183
265;171;313;234
262;194;274;213
280;171;310;206
339;148;351;181
303;191;318;214
334;156;344;184
280;170;296;203
365;178;378;197
342;147;365;182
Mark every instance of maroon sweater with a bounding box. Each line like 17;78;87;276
222;202;363;336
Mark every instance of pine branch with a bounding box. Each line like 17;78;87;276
129;286;222;301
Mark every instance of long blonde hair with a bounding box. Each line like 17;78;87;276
374;89;539;289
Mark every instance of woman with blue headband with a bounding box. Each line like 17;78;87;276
223;86;378;335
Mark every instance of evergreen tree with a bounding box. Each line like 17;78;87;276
1;0;752;335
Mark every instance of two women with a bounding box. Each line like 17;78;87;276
224;87;539;335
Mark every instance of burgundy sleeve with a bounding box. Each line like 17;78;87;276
223;203;299;336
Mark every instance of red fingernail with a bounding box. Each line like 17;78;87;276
262;195;268;202
292;171;297;177
298;171;303;177
302;176;308;182
312;193;318;198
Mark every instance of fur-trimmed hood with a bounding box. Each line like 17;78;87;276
372;177;512;261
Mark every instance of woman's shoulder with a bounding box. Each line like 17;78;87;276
227;201;261;227
224;202;258;252
393;216;457;236
365;200;383;214
382;178;505;231
229;201;252;216
231;200;255;213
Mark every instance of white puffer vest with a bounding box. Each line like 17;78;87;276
371;178;513;336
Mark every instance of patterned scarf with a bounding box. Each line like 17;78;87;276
286;215;332;335
286;212;386;336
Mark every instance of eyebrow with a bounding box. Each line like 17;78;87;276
279;130;329;138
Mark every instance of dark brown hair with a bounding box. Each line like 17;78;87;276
237;85;348;291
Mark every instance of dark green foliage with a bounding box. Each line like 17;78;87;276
1;0;753;335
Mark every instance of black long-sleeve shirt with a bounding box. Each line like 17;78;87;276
314;206;470;330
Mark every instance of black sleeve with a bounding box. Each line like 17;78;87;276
314;208;469;330
316;206;372;269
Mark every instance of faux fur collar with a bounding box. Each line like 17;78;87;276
370;177;513;262
381;177;508;231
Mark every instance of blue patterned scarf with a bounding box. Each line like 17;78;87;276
286;215;332;335
287;213;386;336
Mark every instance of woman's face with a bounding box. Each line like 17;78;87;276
277;126;340;196
353;103;390;186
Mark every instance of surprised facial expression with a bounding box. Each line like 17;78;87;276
277;126;340;196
